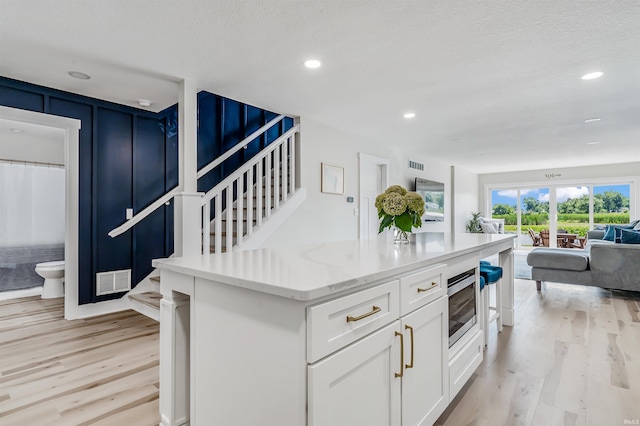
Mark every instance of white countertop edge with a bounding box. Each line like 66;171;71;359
152;234;515;301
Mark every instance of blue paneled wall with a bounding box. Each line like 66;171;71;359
0;78;292;305
196;91;294;190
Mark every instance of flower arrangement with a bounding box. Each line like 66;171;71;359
375;185;425;242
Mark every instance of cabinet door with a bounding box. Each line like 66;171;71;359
308;321;402;426
401;296;449;426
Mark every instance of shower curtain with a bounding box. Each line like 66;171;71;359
0;163;65;291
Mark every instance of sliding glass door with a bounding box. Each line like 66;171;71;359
491;187;549;247
489;182;632;249
593;184;631;228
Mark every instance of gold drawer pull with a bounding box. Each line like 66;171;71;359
417;282;438;292
395;331;404;378
346;305;381;322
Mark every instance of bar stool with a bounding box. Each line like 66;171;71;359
479;263;503;347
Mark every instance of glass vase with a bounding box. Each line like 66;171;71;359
393;226;411;244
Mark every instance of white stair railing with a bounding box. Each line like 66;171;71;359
202;124;299;254
108;114;289;240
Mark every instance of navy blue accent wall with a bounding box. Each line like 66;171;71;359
163;108;178;256
196;91;294;220
196;91;294;191
134;116;171;286
0;77;177;304
96;109;133;275
0;78;292;305
197;92;223;191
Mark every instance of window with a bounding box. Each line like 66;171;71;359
488;182;633;249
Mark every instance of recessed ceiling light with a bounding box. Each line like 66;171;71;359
304;59;321;69
68;71;91;80
138;99;152;107
581;71;603;80
586;141;599;145
451;138;461;143
10;128;25;133
403;112;416;119
584;118;602;123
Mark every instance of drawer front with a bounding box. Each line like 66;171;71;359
307;280;400;363
449;329;483;400
399;263;446;316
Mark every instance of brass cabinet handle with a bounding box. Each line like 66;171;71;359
346;305;381;322
417;282;438;293
395;331;404;378
405;325;414;369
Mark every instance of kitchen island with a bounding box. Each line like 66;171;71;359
153;232;515;426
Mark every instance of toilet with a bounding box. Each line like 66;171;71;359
35;260;65;299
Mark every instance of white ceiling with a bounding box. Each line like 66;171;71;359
0;118;65;165
1;1;639;174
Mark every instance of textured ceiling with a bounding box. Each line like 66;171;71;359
1;1;639;174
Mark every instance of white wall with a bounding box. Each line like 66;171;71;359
263;117;473;247
478;162;640;219
452;166;480;236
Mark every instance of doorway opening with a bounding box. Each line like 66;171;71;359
0;106;81;319
358;153;389;240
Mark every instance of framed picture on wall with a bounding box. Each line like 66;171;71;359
321;163;344;194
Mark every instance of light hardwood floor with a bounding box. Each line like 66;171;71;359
1;281;639;426
437;280;640;426
0;297;159;425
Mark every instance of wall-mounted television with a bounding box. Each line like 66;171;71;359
414;178;445;222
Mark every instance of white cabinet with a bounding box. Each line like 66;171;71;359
307;280;400;363
308;264;449;426
449;329;483;400
399;264;446;316
308;322;402;426
401;296;449;426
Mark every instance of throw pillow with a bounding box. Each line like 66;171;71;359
480;222;498;234
603;224;634;242
620;228;640;244
634;221;640;231
603;225;617;241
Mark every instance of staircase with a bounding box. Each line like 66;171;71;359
202;124;299;254
127;276;162;321
123;121;303;320
208;170;295;253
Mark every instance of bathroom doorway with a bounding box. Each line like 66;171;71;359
0;154;65;297
0;106;81;319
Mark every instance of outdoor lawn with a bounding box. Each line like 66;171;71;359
503;213;630;238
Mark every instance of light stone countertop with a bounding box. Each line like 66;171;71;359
152;232;515;301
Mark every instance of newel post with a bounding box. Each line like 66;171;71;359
174;79;202;258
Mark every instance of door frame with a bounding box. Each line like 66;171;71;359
0;106;81;319
358;152;389;240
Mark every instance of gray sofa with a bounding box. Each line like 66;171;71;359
527;229;640;292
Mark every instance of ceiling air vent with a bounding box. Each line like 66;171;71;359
96;269;132;296
408;160;424;171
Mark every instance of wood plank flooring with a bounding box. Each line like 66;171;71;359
0;297;159;425
437;280;640;426
1;281;639;425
